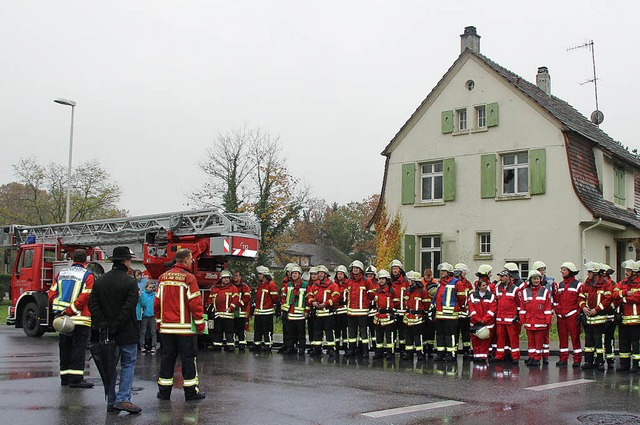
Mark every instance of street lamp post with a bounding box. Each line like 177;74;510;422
54;98;76;224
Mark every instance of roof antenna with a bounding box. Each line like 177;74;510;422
567;40;603;127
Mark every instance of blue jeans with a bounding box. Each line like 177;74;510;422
107;344;138;405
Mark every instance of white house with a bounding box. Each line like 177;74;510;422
372;26;640;279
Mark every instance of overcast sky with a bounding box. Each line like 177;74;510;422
1;0;636;217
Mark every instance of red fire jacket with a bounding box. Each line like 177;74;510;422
307;278;340;317
494;281;521;323
346;274;375;316
404;283;431;326
468;289;496;328
208;282;239;319
553;276;583;318
154;263;205;335
391;274;409;314
48;262;94;327
434;275;467;320
579;277;612;325
374;284;395;326
458;277;474;318
613;275;640;325
235;281;252;319
334;278;349;315
254;279;279;315
519;284;552;329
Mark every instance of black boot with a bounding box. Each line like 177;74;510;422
616;358;630;372
385;348;394;359
631;360;639;373
402;350;414;360
417;351;425;361
327;348;337;360
607;359;615;370
373;348;384;359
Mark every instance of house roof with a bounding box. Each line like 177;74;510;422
273;243;353;269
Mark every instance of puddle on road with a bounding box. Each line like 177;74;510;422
0;371;57;380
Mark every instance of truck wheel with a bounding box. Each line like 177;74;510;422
22;302;45;337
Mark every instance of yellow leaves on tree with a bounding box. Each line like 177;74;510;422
374;199;404;271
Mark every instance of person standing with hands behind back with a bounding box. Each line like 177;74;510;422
155;248;206;401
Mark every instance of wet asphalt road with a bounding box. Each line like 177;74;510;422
1;326;640;425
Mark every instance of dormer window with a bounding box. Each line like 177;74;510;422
614;167;626;206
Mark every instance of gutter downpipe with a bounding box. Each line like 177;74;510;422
581;218;603;273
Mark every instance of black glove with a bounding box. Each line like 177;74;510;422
512;314;520;324
250;302;256;316
275;303;282;318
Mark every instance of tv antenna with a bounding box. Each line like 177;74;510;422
567;40;603;126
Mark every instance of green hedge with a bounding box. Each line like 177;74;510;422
0;274;9;303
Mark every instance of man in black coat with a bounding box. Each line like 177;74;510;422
89;246;141;414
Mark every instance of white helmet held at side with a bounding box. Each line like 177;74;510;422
365;265;377;275
349;260;365;272
377;269;391;280
532;261;547;270
503;262;519;272
453;263;469;273
389;259;404;270
475;326;491;340
476;264;493;276
585;261;599;272
527;270;542;280
53;315;75;335
560;261;579;273
437;262;454;272
334;265;348;275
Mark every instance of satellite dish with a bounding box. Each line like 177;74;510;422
591;110;604;125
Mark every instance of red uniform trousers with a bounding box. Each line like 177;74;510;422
526;329;545;361
542;329;550;360
556;316;582;363
471;332;492;359
495;323;521;360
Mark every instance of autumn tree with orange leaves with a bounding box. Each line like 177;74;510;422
374;199;404;271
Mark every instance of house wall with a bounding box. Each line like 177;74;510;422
384;55;621;276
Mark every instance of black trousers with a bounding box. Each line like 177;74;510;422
619;324;640;367
284;319;306;351
423;320;437;349
395;315;407;347
312;315;335;347
307;314;316;344
254;314;274;346
334;313;348;347
347;315;369;350
604;320;616;361
436;319;459;354
375;323;395;349
458;317;471;353
406;323;425;352
234;317;247;346
584;323;606;364
213;317;234;347
59;325;90;383
158;334;200;396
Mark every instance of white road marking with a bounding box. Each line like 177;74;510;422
362;400;465;418
525;378;595;392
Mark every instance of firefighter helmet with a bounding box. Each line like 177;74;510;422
256;265;270;274
527;270;542;280
389;259;404;270
503;262;519;272
53;316;75;335
220;270;232;279
585;261;599;272
437;262;454;272
316;265;329;275
622;260;639;272
349;260;365;272
560;261;579;273
309;266;318;274
454;263;469;273
407;271;421;281
365;265;377;275
290;264;302;274
476;264;492;276
475;326;491;340
532;261;547;270
284;263;296;272
334;265;348;275
377;269;391;280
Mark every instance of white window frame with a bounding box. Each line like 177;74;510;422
456;108;467;131
420;161;444;202
477;232;491;255
419;235;442;273
506;260;529;279
502;152;529;195
476;105;486;128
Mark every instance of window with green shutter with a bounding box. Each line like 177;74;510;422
401;163;416;205
443;158;456;201
529;148;546;195
487;102;499;127
614;167;626;206
480;154;496;198
442;110;454;134
404;234;416;271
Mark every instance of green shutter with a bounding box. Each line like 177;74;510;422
487;102;499;127
441;110;454;134
614;167;626;205
529;148;546;195
443;158;456;201
401;163;415;205
480;154;496;198
404;234;416;271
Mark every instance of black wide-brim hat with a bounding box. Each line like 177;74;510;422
109;246;135;261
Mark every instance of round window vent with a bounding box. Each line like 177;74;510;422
466;80;475;91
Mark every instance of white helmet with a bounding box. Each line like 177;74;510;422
561;261;579;273
532;261;547;270
290;264;302;274
622;260;639;272
475;326;491;340
284;262;296;272
316;265;329;275
389;259;404;269
601;264;613;274
377;269;391;280
309;266;318;274
453;263;469;273
53;316;75;335
503;262;519;272
334;265;348;275
476;264;492;276
349;260;365;272
256;265;271;276
406;270;421;282
585;261;599;272
437;262;454;273
527;270;542;280
220;270;232;279
365;265;377;275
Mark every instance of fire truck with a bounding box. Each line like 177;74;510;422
1;208;260;337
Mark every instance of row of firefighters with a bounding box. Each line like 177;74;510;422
207;258;640;370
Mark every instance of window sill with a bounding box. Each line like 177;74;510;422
415;200;446;207
471;127;488;134
495;193;531;201
474;254;493;261
452;129;469;136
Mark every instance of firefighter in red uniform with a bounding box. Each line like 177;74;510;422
346;260;375;357
277;263;295;354
48;249;94;388
553;261;583;367
493;268;522;364
282;264;310;355
365;265;378;351
208;270;239;351
434;262;467;362
253;266;279;352
533;260;555;364
233;270;251;351
155;248;206;401
601;264;617;369
306;267;319;352
389;259;409;353
306;265;340;359
613;260;640;372
402;271;431;361
422;268;438;358
520;270;553;367
579;261;613;370
454;263;473;358
468;265;496;363
373;269;395;359
333;265;350;353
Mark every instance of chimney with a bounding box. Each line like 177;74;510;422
460;26;480;54
536;66;551;95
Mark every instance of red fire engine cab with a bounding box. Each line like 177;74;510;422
1;208;260;337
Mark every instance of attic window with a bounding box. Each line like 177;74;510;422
466;80;475;91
